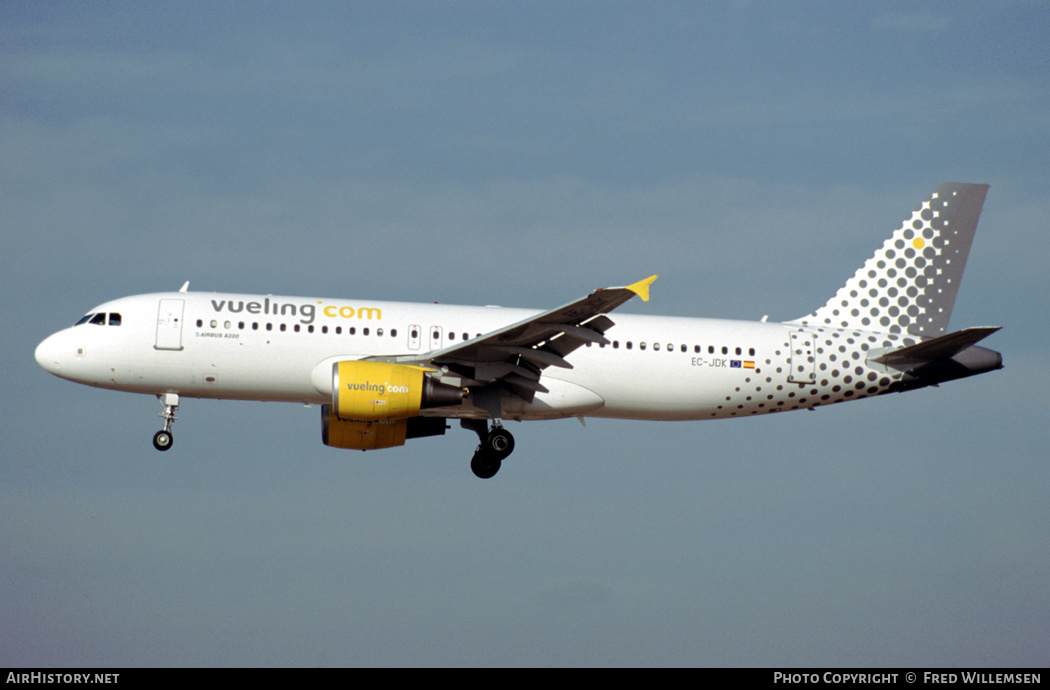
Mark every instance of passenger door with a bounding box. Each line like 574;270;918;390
155;299;185;351
788;329;815;384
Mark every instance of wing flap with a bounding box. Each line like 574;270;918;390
487;345;574;370
538;322;611;344
504;374;550;393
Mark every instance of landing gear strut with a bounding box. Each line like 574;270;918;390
462;419;515;479
153;393;179;451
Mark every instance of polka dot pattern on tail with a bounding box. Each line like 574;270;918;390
790;184;989;338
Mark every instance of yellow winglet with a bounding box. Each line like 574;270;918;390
626;275;659;302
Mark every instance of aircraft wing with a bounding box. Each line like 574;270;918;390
375;275;657;397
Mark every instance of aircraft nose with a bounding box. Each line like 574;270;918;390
35;331;70;376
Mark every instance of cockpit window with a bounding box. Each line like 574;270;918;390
74;312;122;326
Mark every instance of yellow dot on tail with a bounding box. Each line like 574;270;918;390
913;238;925;249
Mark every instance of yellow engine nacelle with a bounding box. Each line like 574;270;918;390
322;411;409;450
332;360;462;421
321;361;462;451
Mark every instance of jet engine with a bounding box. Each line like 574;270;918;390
321;361;462;450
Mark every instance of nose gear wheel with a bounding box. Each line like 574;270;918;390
153;394;179;452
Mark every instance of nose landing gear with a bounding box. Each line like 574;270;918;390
463;419;515;479
153;394;179;451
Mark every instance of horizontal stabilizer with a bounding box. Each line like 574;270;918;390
871;327;1001;367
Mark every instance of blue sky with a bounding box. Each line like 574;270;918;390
3;2;1048;667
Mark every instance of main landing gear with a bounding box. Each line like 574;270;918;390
153;393;179;451
462;419;515;479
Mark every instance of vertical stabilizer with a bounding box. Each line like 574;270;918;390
790;183;989;338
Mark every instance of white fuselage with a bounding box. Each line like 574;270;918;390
35;290;914;422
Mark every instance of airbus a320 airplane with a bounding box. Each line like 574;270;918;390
36;184;1002;478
